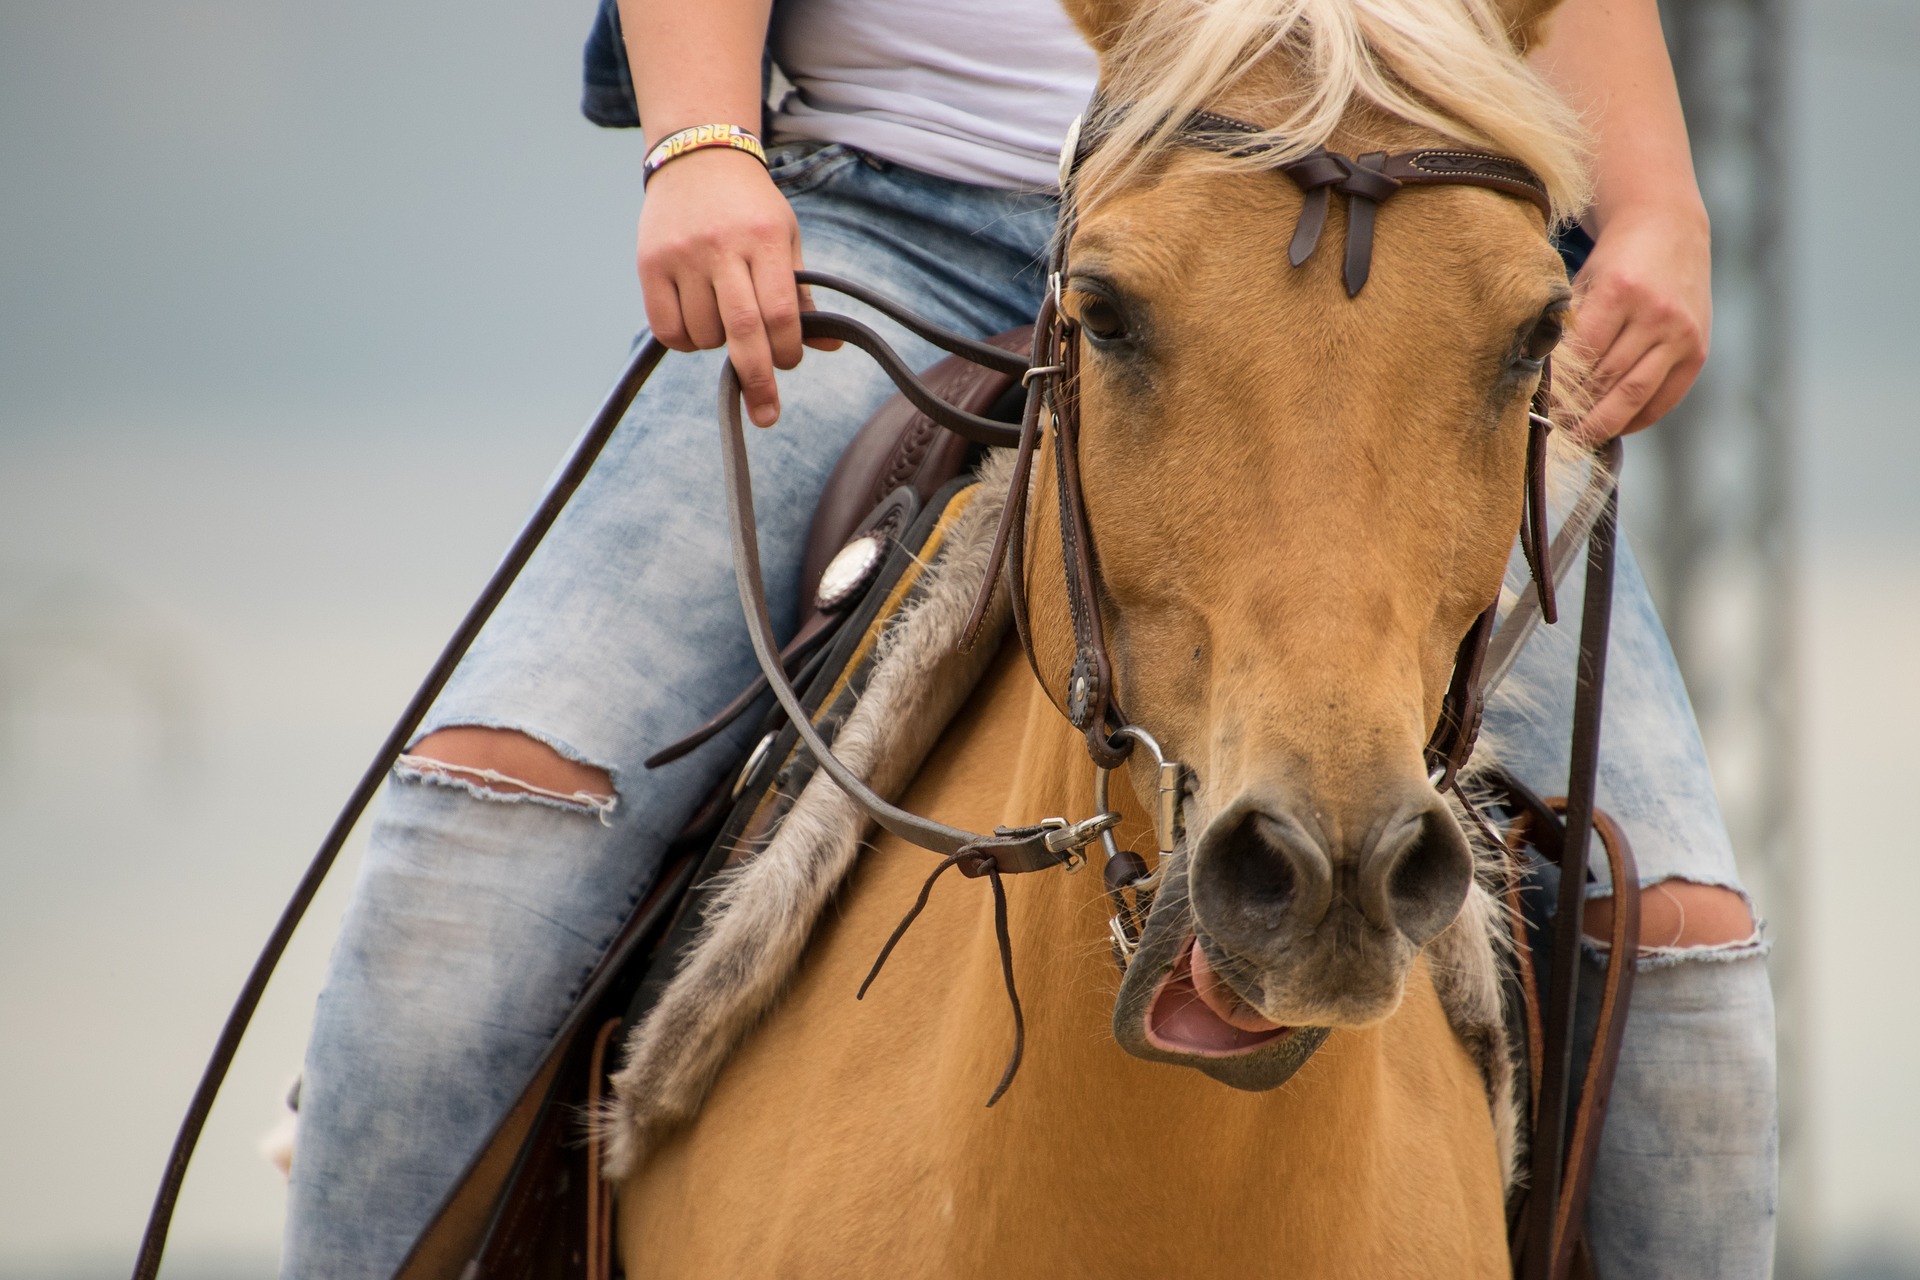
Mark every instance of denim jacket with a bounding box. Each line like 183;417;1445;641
581;0;638;127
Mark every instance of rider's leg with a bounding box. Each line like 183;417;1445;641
1485;538;1777;1279
281;144;1059;1278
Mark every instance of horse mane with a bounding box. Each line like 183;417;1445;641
1080;0;1591;222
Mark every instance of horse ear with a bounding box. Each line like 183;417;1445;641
1496;0;1569;52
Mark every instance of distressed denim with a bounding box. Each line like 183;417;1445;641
284;145;1775;1276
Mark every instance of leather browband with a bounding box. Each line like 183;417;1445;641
1077;108;1554;297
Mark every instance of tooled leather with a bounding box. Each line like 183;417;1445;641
798;328;1030;619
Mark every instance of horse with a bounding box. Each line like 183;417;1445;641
605;0;1592;1272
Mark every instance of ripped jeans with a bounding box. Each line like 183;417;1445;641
282;145;1777;1278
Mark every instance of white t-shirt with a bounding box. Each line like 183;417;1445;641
767;0;1099;192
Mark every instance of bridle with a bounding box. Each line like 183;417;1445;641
964;107;1564;774
132;106;1622;1280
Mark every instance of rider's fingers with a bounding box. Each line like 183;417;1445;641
750;244;804;372
1623;345;1707;435
1576;343;1670;442
715;258;782;427
640;252;694;352
675;271;727;352
1565;277;1626;370
1578;300;1658;413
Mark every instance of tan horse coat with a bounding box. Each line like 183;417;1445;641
620;646;1507;1277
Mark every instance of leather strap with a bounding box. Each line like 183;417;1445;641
1546;805;1639;1278
1490;770;1640;1280
1521;447;1622;1280
1521;362;1560;624
793;308;1023;450
1425;600;1498;788
1485;443;1617;693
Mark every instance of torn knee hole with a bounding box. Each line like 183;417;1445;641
398;726;617;821
1582;879;1756;953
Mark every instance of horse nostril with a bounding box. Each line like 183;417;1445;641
1359;800;1474;944
1192;809;1335;940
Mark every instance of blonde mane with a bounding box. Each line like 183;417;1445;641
1080;0;1590;222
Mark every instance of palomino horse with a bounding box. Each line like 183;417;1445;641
608;0;1593;1274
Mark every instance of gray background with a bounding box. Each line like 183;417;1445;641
1;0;1914;1274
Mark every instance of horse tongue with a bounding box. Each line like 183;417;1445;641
1142;937;1291;1059
1188;939;1284;1033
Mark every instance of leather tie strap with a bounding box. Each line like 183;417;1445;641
1272;148;1401;295
1171;111;1551;297
858;845;1028;1106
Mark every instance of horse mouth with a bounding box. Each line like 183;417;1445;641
1143;935;1291;1058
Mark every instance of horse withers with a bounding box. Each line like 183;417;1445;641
616;0;1590;1273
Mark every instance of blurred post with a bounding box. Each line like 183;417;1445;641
1650;0;1805;1273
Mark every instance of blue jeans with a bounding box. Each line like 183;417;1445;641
283;145;1775;1277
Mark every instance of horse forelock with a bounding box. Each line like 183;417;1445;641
1067;0;1590;224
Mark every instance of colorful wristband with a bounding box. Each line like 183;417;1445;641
643;124;769;185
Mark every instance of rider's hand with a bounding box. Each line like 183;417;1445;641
637;147;827;427
1565;203;1712;442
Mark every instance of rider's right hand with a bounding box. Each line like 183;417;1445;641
637;146;824;428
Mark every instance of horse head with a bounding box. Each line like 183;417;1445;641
1024;0;1586;1086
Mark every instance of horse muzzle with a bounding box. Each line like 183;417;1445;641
1110;782;1473;1090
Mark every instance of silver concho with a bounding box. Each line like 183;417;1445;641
814;531;885;612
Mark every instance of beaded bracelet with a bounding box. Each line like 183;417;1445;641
643;124;769;185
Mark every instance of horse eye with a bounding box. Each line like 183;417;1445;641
1522;305;1568;363
1077;294;1128;342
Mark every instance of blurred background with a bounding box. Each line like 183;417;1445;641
0;0;1913;1275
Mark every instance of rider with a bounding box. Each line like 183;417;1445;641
281;0;1776;1274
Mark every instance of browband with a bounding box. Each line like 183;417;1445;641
1072;107;1554;296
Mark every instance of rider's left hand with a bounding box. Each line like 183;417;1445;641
1565;204;1712;442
